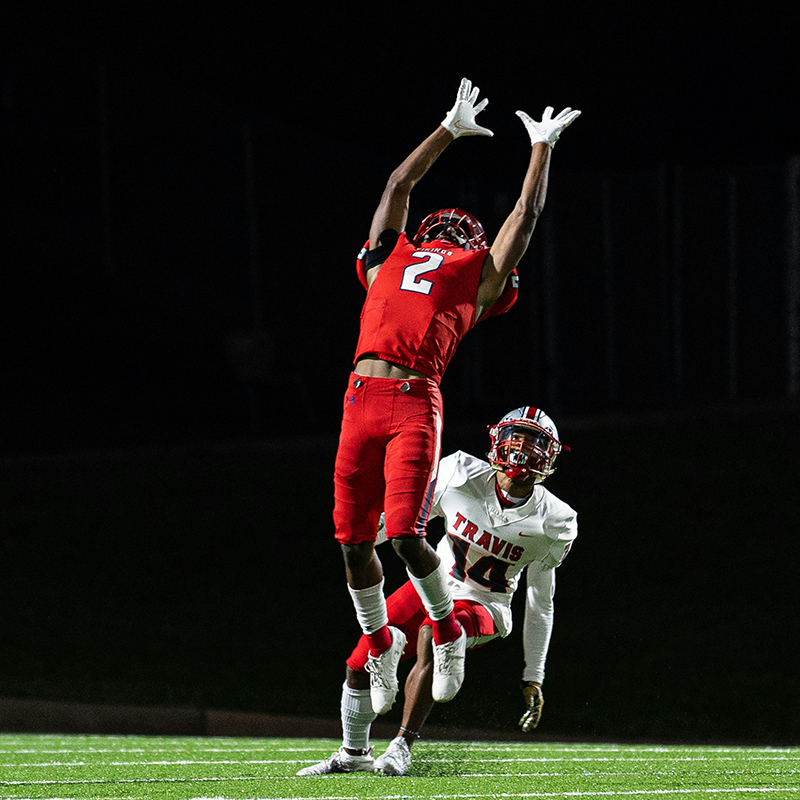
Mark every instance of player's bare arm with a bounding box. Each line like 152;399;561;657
477;142;551;316
476;106;581;319
367;127;454;262
366;78;493;287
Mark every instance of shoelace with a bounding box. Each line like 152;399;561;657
436;639;465;673
307;752;343;773
365;652;392;685
377;741;410;771
390;742;409;759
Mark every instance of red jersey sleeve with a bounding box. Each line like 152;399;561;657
479;269;519;321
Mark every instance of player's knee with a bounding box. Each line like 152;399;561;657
341;541;376;571
391;537;438;575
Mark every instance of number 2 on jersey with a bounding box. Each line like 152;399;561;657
399;252;443;295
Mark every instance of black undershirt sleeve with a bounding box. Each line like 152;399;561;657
366;229;400;270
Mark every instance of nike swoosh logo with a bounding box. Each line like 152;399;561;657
518;533;539;538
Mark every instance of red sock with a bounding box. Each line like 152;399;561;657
366;625;393;657
431;612;462;646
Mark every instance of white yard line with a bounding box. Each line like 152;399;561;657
3;788;799;800
246;791;799;799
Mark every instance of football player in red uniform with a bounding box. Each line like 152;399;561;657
334;78;580;720
302;407;577;776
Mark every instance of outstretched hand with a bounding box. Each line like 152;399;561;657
516;106;581;148
441;78;494;138
518;681;544;732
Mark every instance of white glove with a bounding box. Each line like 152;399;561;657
441;78;494;138
516;106;581;148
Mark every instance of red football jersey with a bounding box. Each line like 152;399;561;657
354;233;490;383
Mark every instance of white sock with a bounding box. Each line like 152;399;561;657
341;682;376;752
347;580;389;635
407;566;454;621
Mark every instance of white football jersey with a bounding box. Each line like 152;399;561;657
430;451;578;684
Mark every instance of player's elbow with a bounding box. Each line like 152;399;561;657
503;203;538;247
385;169;415;198
515;196;545;224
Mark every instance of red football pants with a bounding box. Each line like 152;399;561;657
333;373;443;545
346;580;498;672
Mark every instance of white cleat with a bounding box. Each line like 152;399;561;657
365;626;407;714
432;625;466;702
296;746;374;775
373;735;411;776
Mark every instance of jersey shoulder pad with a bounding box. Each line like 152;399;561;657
438;450;493;489
540;486;577;518
540;487;578;535
479;268;519;322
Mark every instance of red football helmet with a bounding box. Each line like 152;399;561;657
413;208;489;250
487;406;567;482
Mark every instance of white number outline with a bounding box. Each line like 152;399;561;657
399;252;444;295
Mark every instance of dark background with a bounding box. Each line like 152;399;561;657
2;7;799;744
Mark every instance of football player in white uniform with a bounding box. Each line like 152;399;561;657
297;407;577;777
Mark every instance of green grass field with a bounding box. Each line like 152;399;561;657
0;734;797;799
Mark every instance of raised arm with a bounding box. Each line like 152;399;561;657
476;106;580;319
368;127;454;250
368;78;493;254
